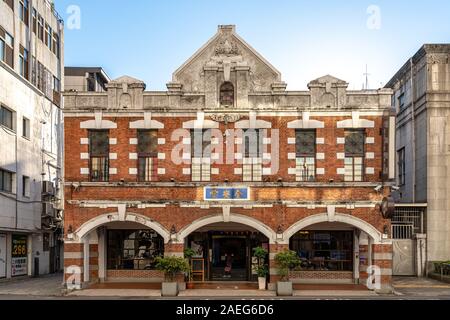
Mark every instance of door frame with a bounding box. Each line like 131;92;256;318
209;235;249;281
0;233;7;279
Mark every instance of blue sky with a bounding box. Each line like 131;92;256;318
55;0;450;90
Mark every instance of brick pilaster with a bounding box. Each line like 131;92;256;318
371;243;393;289
268;243;289;283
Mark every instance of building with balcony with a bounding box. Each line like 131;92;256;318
63;25;395;291
0;0;64;279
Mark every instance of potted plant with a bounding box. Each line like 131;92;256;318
155;256;190;297
274;250;301;296
184;247;196;289
252;246;269;290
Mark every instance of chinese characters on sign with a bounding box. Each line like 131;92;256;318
204;187;250;201
11;234;27;277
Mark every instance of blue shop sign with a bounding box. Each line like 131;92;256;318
204;187;250;201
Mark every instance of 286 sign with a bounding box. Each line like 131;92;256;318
11;235;27;277
12;235;27;257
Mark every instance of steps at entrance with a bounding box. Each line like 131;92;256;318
293;283;368;291
192;282;258;290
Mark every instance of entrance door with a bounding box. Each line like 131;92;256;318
392;239;415;276
0;234;6;278
211;236;248;281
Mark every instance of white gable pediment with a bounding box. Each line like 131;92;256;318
172;25;282;92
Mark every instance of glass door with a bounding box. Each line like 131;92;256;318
211;236;247;281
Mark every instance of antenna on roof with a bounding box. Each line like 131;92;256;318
363;64;371;90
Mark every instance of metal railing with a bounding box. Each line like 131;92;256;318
392;206;426;239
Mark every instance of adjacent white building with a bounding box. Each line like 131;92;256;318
0;0;64;279
386;44;450;277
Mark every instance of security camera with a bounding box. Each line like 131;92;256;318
374;185;383;192
391;186;400;191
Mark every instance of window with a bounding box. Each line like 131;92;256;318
398;93;405;110
290;231;354;271
220;82;234;107
191;129;211;182
22;117;30;139
45;24;52;50
344;130;365;182
295;130;316;182
37;61;43;91
137;130;158;182
32;8;37;33
107;230;164;270
89;130;109;182
19;45;29;79
22;176;30;197
52;32;59;57
31;56;37;86
0;27;14;68
43;233;50;252
0;169;13;193
53;76;60;92
0;38;3;62
398;148;406;186
0;105;14;131
37;15;44;41
19;0;29;25
243;129;264;182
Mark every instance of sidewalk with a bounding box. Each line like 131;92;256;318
179;289;276;298
0;273;64;297
392;276;450;297
68;289;161;297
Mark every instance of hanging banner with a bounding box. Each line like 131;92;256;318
11;234;28;277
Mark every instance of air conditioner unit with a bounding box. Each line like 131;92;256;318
42;202;55;217
42;181;55;196
42;181;54;195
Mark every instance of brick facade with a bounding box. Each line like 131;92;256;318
63;25;395;291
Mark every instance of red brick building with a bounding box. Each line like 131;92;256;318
63;25;395;291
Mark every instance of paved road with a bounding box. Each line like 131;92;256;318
0;274;449;300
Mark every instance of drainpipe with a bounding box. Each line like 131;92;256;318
410;58;416;203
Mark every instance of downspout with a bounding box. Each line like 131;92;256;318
15;125;18;229
410;58;416;203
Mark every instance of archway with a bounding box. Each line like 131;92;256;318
283;213;383;244
283;213;385;285
75;212;171;243
178;214;276;282
72;212;171;284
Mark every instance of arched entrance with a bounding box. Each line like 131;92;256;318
69;212;171;284
178;214;276;282
283;213;385;285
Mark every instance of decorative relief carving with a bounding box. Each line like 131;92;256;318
215;38;240;56
210;114;243;124
427;53;449;64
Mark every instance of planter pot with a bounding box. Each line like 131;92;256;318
276;281;293;296
186;282;195;290
161;282;179;297
258;277;266;290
